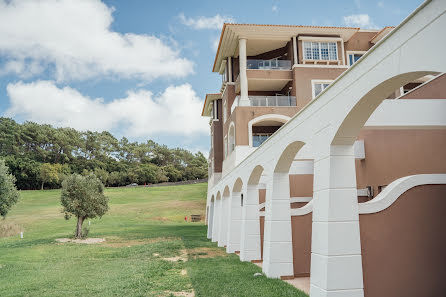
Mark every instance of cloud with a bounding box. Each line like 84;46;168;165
272;5;278;12
0;0;193;82
343;14;378;29
4;81;209;137
179;13;234;30
212;36;221;52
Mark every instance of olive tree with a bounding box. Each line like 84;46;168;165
61;174;108;238
0;159;20;218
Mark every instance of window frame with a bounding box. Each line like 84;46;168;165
346;51;367;66
311;79;334;99
303;41;338;61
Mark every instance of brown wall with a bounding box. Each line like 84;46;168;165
401;74;446;99
289;174;314;197
293;67;346;110
291;214;312;276
211;99;223;173
344;31;375;52
356;129;446;197
359;184;446;297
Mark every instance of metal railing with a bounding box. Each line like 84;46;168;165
247;59;291;70
231;95;297;113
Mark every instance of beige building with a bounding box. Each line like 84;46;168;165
202;6;446;296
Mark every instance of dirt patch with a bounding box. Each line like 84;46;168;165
103;237;179;248
164;290;195;297
181;269;187;275
187;247;227;259
56;238;105;244
162;249;188;262
0;223;22;238
151;216;170;222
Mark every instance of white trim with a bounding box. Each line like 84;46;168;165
359;174;446;214
259;211;265;217
298;36;343;42
248;114;290;147
292;36;298;64
290;197;312;203
311;79;334;99
357;188;369;197
228;57;232;83
292;64;349;69
290;200;313;216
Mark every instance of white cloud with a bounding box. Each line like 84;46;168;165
343;14;378;29
4;81;209;137
0;0;193;81
272;5;278;12
212;36;221;52
179;13;234;30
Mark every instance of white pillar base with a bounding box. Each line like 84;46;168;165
239;185;261;262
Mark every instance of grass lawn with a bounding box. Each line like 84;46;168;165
0;183;307;297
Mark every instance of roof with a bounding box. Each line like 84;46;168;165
213;23;370;72
370;26;395;44
201;93;222;117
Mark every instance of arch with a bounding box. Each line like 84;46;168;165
274;141;306;173
248;114;290;147
223;185;230;198
210;195;215;202
248;165;264;185
228;122;236;154
332;71;437;145
233;177;243;193
216;191;221;200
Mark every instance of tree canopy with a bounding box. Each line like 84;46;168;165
61;174;109;238
0;118;208;190
0;159;20;217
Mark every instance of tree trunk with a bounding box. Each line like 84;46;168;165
76;216;84;238
41;182;44;190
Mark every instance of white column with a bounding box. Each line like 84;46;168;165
207;201;214;239
219;196;230;247
292;36;298;65
217;198;226;247
227;191;242;253
239;38;249;104
262;173;294;278
228;57;232;83
310;144;364;297
211;199;220;242
239;185;261;262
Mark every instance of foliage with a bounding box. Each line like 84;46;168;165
60;174;109;238
0;159;20;217
0;118;208;190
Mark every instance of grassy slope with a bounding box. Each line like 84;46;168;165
0;184;307;297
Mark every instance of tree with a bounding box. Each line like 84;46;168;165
40;163;62;190
0;159;20;218
61;174;109;238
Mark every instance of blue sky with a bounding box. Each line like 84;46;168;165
0;0;422;155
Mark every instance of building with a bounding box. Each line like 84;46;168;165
202;1;446;296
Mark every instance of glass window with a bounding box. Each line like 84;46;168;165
348;53;363;66
303;42;312;60
320;42;329;60
311;42;320;60
329;42;337;60
313;82;332;98
252;134;271;147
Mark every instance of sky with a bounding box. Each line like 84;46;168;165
0;0;423;156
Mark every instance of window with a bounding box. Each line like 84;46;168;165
212;102;219;120
303;41;338;61
348;53;364;66
312;81;332;98
252;133;272;147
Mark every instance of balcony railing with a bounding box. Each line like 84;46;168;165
247;59;291;70
231;95;297;113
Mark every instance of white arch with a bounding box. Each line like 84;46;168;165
359;174;446;214
248;114;290;147
228;121;236;154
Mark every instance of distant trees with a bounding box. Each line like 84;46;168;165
0;118;208;190
0;159;20;218
61;174;109;238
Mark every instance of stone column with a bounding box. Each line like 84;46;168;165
227;191;242;253
211;199;220;242
262;173;294;278
310;144;364;296
239;185;261;262
207;200;214;239
239;38;249;105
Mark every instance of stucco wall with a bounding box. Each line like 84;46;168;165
291;214;312;277
359;184;446;297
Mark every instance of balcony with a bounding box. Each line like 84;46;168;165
231;95;297;113
247;59;291;70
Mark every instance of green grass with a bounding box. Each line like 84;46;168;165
0;183;307;297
